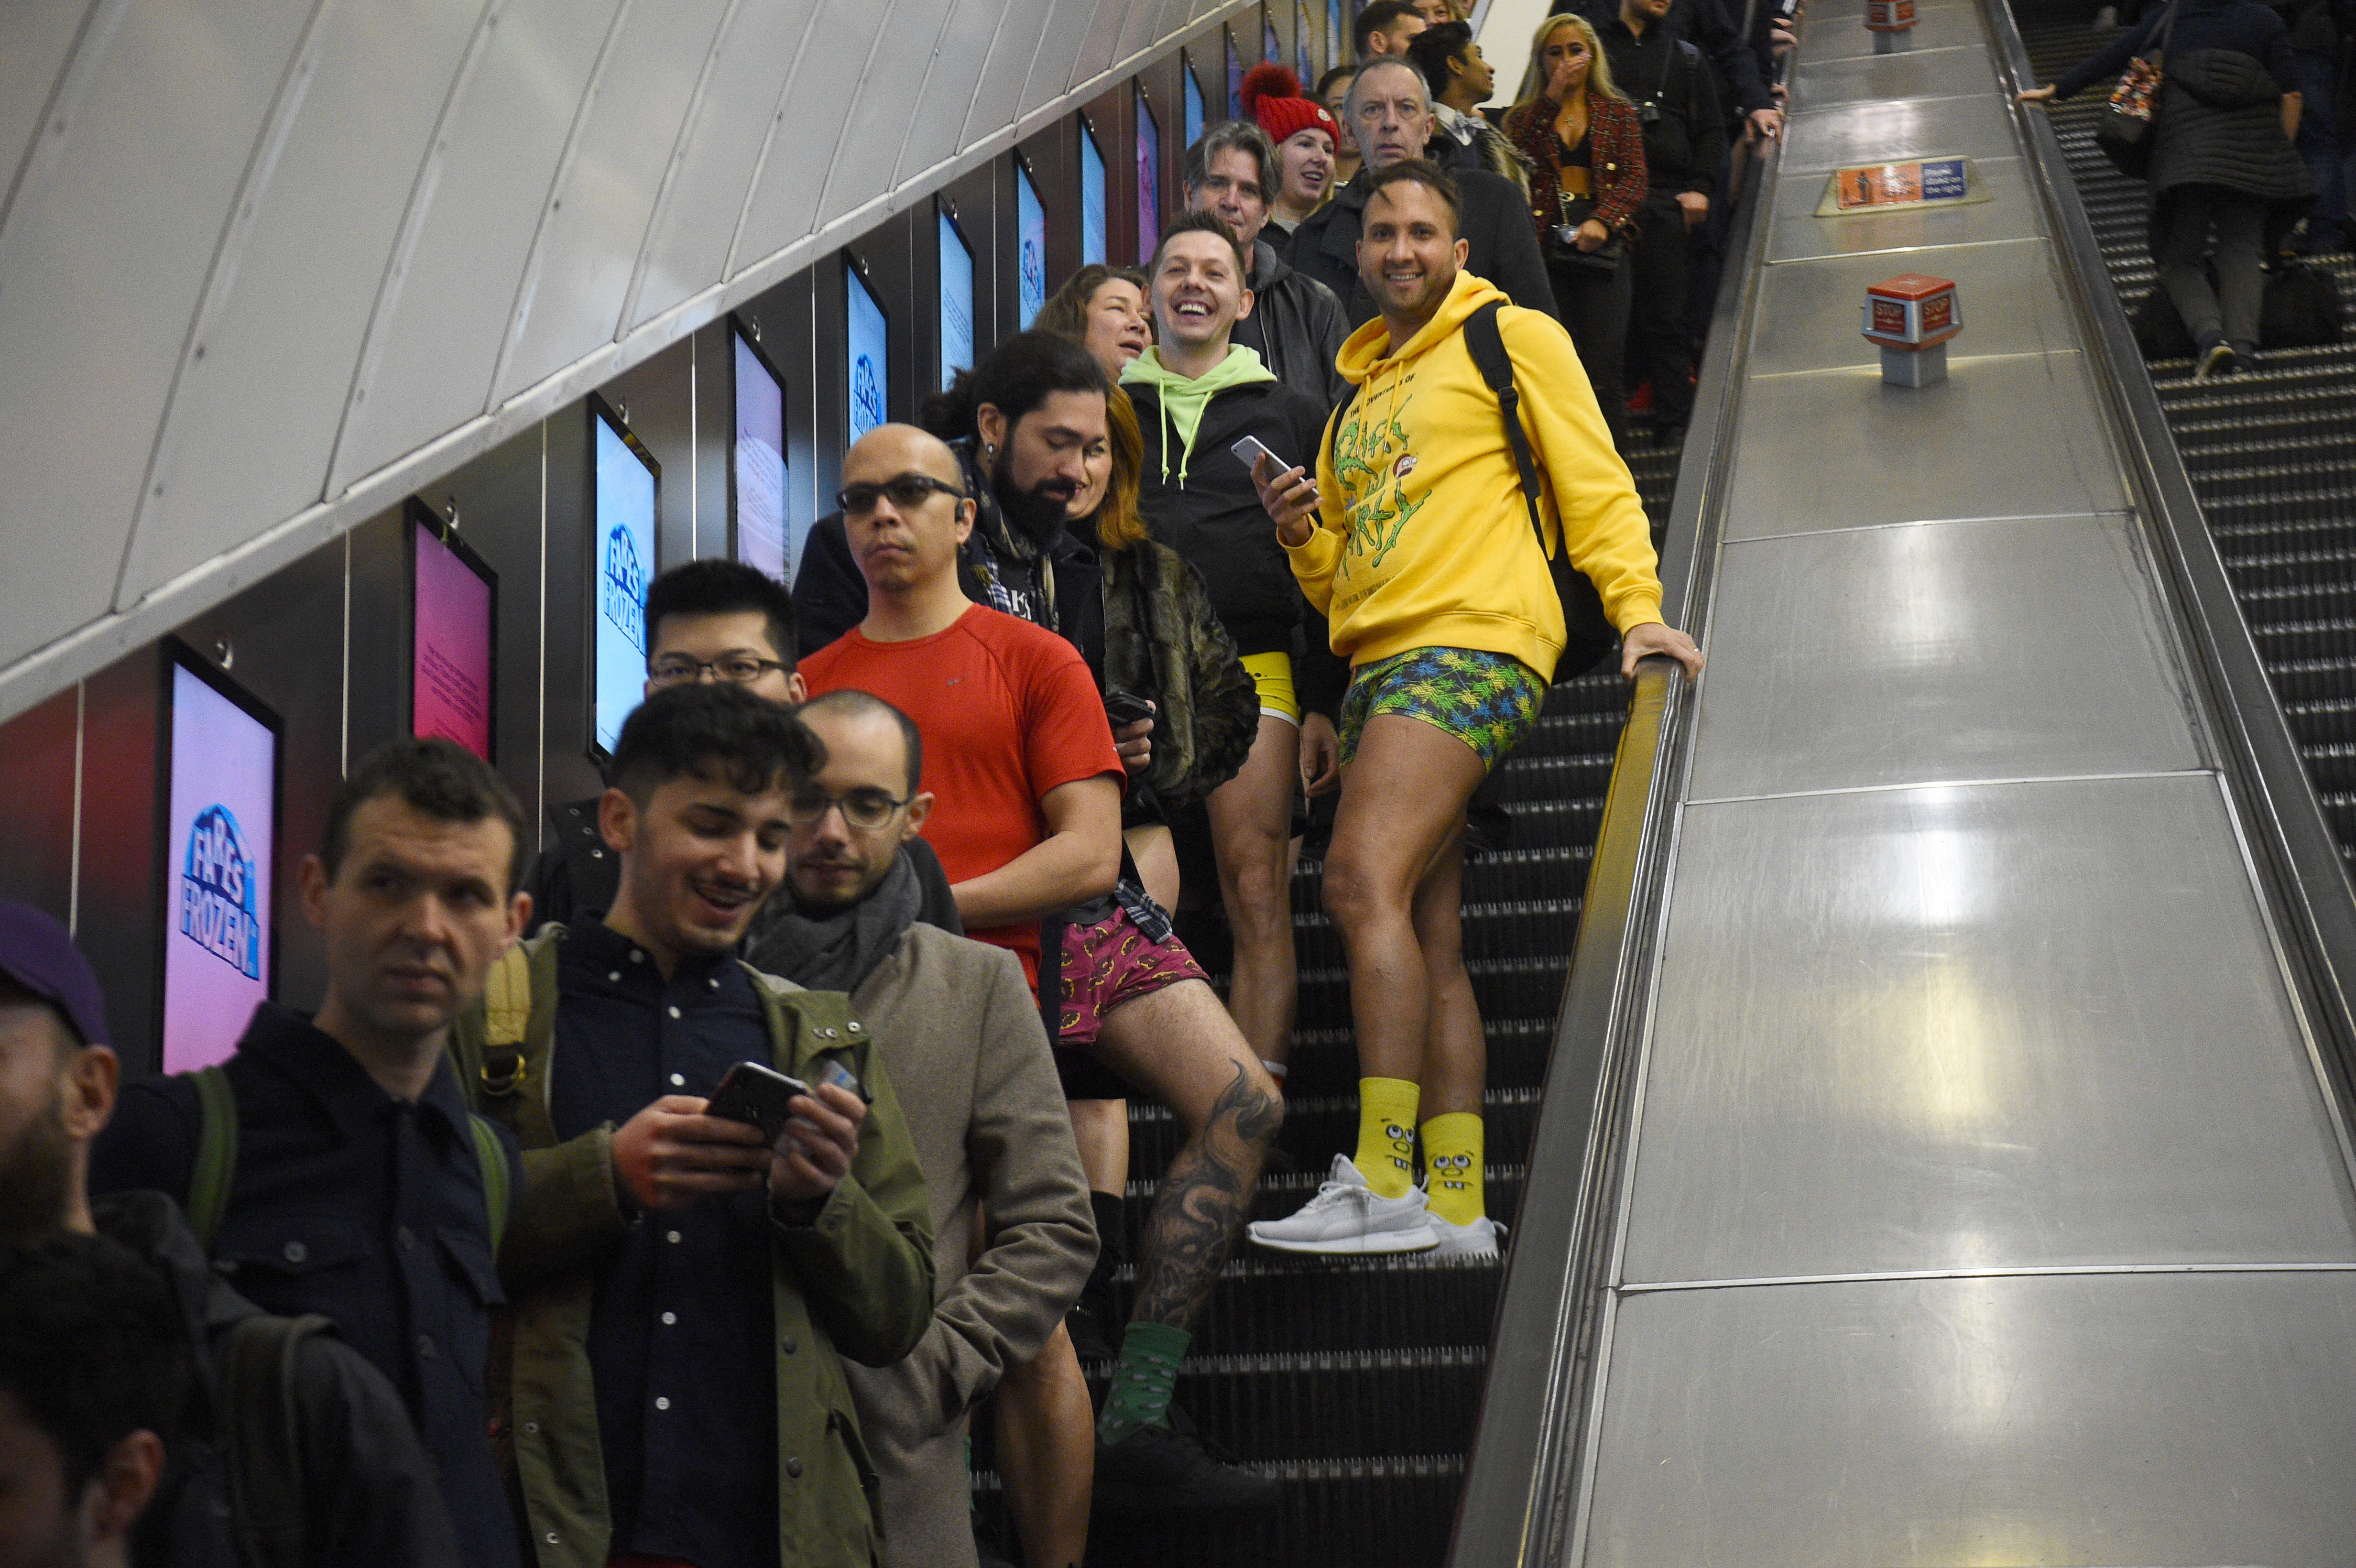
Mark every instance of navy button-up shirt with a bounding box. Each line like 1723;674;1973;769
92;1004;523;1568
548;921;781;1568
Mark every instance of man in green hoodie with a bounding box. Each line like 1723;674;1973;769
1119;211;1332;1108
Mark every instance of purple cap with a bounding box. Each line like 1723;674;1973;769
0;900;110;1049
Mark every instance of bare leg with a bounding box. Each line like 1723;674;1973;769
1206;716;1301;1070
1320;715;1488;1085
1089;980;1283;1330
993;1323;1093;1568
1124;822;1180;912
1067;1098;1130;1198
1412;825;1484;1118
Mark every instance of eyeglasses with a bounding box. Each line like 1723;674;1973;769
786;785;912;831
646;655;790;687
837;474;966;515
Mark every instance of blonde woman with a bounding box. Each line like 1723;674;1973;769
1504;12;1647;449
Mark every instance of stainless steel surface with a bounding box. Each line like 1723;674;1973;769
1801;1;1994;62
1581;1271;2356;1566
1625;775;2356;1285
1767;156;2043;261
1690;512;2203;795
1724;350;2126;537
1748;237;2071;374
1782;92;2019;172
1791;42;2002;105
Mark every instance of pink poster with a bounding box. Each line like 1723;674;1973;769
414;520;494;759
162;660;276;1072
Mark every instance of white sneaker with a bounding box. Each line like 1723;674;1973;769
1428;1214;1506;1260
2091;4;2118;29
1247;1155;1439;1255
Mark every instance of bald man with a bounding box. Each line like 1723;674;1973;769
799;424;1284;1514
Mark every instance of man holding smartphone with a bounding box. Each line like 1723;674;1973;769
449;682;934;1568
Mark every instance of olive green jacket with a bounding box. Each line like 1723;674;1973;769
447;926;935;1568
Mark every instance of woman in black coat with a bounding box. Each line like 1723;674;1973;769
2022;0;2312;377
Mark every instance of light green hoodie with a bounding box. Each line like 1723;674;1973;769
1119;344;1276;488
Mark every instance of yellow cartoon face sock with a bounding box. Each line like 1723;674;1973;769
1352;1077;1423;1199
1421;1112;1485;1229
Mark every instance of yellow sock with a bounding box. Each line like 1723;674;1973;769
1352;1078;1422;1199
1422;1113;1485;1228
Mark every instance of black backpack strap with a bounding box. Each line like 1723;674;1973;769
218;1312;334;1568
1463;302;1549;556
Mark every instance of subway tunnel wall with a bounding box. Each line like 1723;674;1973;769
0;0;1354;1074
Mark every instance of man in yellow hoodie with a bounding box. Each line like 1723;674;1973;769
1246;160;1702;1259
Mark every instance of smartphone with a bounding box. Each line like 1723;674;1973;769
705;1061;811;1146
1104;689;1156;728
1233;435;1318;507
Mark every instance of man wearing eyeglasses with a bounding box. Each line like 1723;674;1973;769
746;690;1094;1568
523;558;962;936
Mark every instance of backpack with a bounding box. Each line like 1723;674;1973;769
1318;301;1620;683
183;1063;513;1252
214;1310;336;1568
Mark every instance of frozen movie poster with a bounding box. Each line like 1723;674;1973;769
846;267;889;443
593;411;656;755
1017;165;1047;327
1185;57;1205;149
162;660;274;1072
413;520;493;759
733;329;788;582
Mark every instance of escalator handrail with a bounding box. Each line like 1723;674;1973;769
1984;0;2356;1136
1443;125;1778;1568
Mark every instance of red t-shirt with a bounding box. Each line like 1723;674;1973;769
799;606;1124;992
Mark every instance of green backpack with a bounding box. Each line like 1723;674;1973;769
181;1063;513;1252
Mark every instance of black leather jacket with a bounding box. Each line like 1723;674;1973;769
1232;239;1354;408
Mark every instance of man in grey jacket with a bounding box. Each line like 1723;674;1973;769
749;690;1096;1568
1185;120;1354;407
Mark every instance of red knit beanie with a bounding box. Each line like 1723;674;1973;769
1240;64;1339;147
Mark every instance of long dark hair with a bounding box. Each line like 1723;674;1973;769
920;330;1110;443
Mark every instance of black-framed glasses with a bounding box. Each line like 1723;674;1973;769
646;654;791;687
786;785;912;831
837;473;966;515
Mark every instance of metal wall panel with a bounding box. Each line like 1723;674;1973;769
0;688;81;920
329;0;625;489
494;0;733;403
1780;92;2017;174
892;0;1012;189
0;0;313;669
957;2;1048;148
120;0;488;604
816;0;961;232
0;0;91;200
1072;0;1134;84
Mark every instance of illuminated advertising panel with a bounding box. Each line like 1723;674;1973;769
1136;96;1161;262
1328;0;1342;71
1016;161;1048;327
161;651;278;1072
590;397;658;758
731;321;788;582
410;501;495;761
1184;52;1206;148
1298;1;1315;80
939;205;976;392
1228;27;1245;116
846;261;889;444
1080;123;1107;267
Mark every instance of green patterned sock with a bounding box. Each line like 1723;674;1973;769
1095;1320;1191;1444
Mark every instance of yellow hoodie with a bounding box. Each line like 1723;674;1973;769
1285;270;1664;683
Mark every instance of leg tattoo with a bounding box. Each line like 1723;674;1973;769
1130;1063;1284;1331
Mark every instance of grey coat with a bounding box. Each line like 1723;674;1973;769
835;923;1096;1568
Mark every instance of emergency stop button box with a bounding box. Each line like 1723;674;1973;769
1863;273;1960;386
1866;0;1917;28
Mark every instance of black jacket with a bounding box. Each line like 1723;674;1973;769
1121;371;1332;659
1598;18;1726;199
1232;239;1354;408
99;1191;459;1568
524;794;962;936
1577;0;1772;119
1286;164;1559;327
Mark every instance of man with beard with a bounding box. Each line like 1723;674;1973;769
2;899;458;1565
92;742;537;1567
799;422;1284;1512
445;682;933;1568
747;690;1095;1567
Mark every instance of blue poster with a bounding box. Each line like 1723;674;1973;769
1136;96;1161;263
1228;28;1245;117
592;409;656;756
939;207;975;392
846;264;889;443
1017;163;1047;327
1185;55;1206;149
1328;0;1342;71
1081;124;1107;266
1920;159;1970;201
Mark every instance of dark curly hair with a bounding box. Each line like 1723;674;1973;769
0;1230;189;1497
609;682;825;805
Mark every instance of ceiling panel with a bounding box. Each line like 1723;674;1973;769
1072;0;1133;84
0;0;91;205
816;0;960;232
891;0;1008;188
492;0;732;402
732;0;897;265
120;0;488;601
957;0;1047;148
327;0;624;489
1023;0;1104;118
0;0;312;667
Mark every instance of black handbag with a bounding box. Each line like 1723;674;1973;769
2093;0;2179;177
1547;193;1625;273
